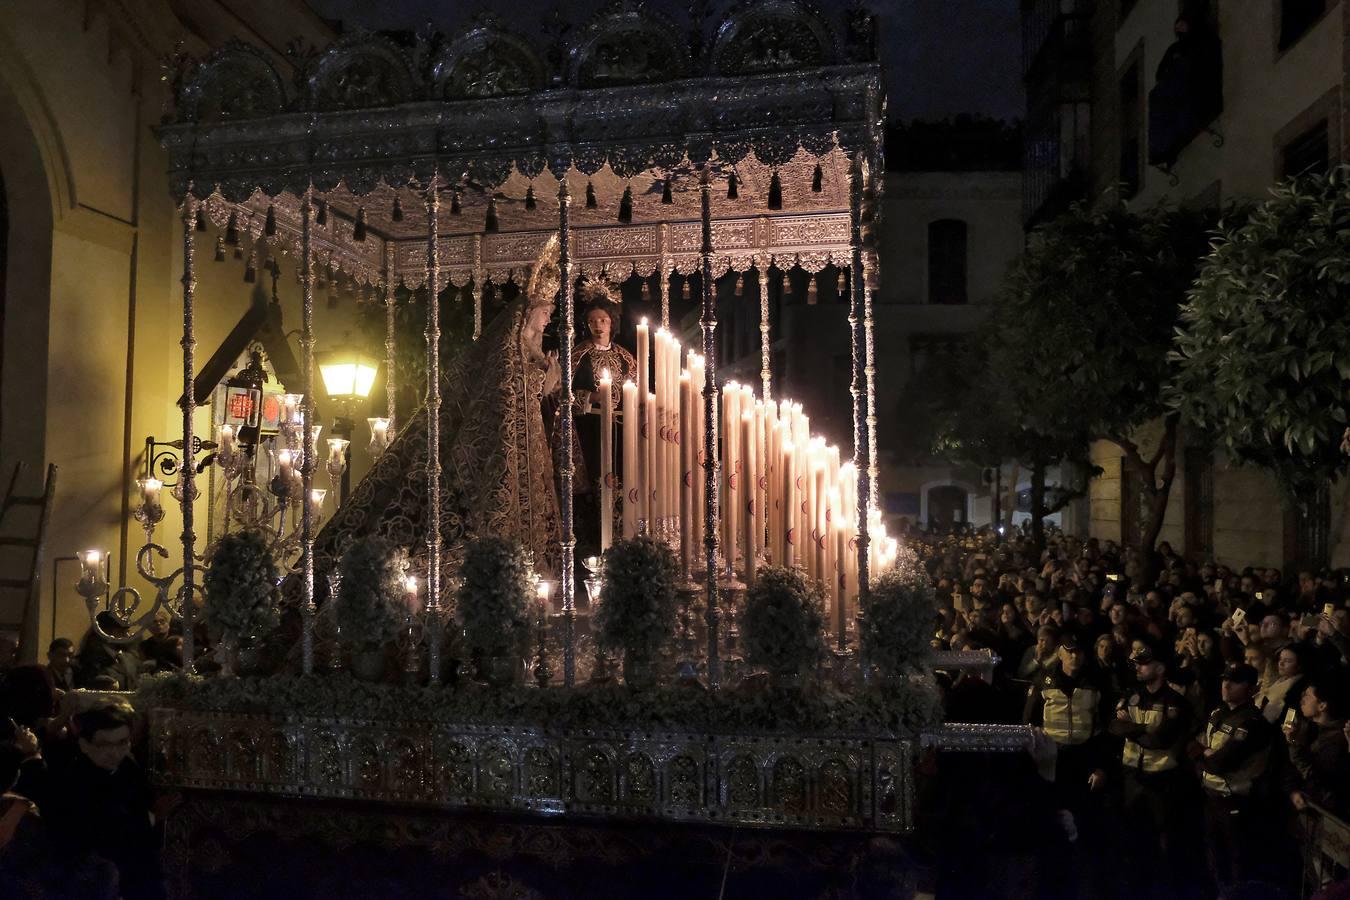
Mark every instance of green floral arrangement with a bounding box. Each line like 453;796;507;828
456;537;532;657
861;546;936;677
596;536;679;661
741;566;825;677
204;529;279;641
136;670;943;738
335;536;407;650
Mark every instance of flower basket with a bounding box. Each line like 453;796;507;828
204;530;280;656
741;566;825;682
456;537;532;677
335;536;407;679
860;548;935;679
596;536;679;686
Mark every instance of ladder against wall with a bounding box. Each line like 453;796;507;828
0;463;57;662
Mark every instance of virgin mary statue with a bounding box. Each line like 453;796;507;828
312;236;563;579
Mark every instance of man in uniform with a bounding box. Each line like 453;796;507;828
1193;661;1272;892
1108;642;1196;896
1023;634;1113;896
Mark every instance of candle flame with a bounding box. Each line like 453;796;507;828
640;317;648;327
405;575;417;593
600;368;611;381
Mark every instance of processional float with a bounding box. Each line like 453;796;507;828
82;1;901;690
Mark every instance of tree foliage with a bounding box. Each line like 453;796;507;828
1171;166;1350;498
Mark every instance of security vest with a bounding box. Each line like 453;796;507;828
1039;670;1102;746
1201;703;1270;797
1120;686;1185;773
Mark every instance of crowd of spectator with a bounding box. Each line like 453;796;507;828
914;523;1350;900
0;613;181;897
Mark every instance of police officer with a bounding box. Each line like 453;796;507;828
1194;661;1272;892
1024;634;1112;807
1108;642;1196;896
1023;633;1113;897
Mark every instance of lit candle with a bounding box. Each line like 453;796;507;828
277;448;294;480
679;370;693;579
140;477;163;510
536;578;555;614
80;549;104;583
636;319;649;530
281;393;303;425
367;417;390;454
599;368;614;553
622;380;639;539
218;424;235;455
740;410;756;587
780;442;796;570
645;391;657;531
405;575;419;612
308;487;327;520
834;509;850;636
812;455;827;588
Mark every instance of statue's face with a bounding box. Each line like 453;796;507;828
527;304;552;336
587;308;612;344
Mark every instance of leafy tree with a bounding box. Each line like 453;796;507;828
976;200;1215;553
1171;166;1350;504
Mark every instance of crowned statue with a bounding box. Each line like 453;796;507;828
551;277;638;556
312;235;564;579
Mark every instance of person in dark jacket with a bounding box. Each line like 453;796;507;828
42;703;166;900
1193;662;1274;892
1108;642;1200;897
1283;678;1350;818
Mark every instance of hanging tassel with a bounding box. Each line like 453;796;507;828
618;185;633;223
353;206;367;241
315;199;327;226
807;276;818;304
781;272;792;296
727;171;739;200
233;244;243;260
485;196;499;233
768;171;782;210
213;236;225;262
244;249;257;283
264;204;277;237
225;211;239;246
812;164;823;193
661;178;673;204
640;280;651;301
734;274;744;296
525;184;537;211
195;205;207;232
450;190;461;215
681;278;691;301
584;181;596;209
391;195;404;222
837;271;846;294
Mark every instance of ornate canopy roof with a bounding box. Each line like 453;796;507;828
160;0;883;287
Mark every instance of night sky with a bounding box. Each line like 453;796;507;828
303;0;1023;122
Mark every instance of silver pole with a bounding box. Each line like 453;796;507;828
300;188;316;674
384;244;398;433
558;177;576;687
758;260;771;401
699;169;721;690
848;152;871;673
179;190;197;669
425;177;443;686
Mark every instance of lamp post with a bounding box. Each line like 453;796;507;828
316;337;379;505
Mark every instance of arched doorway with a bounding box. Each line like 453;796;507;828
926;484;969;530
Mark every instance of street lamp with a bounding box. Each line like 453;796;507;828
316;337;379;504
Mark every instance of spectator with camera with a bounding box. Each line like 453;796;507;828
1283;678;1350;818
